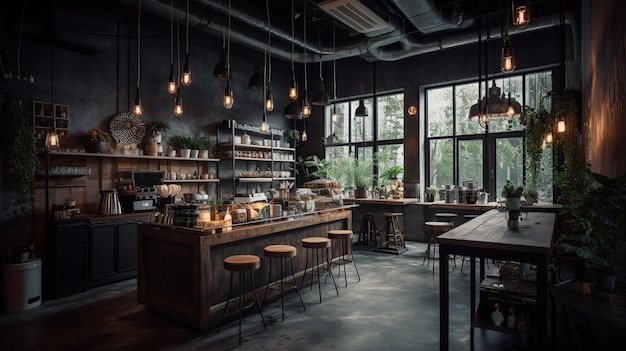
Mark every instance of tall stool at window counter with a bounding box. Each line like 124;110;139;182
357;212;379;245
374;212;407;254
218;255;267;346
423;221;452;276
262;245;306;321
434;212;458;228
301;237;339;303
328;229;361;287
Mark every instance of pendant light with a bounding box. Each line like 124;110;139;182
512;0;530;28
167;0;176;94
133;0;143;115
261;47;269;133
45;130;60;150
283;0;301;119
311;58;330;105
331;23;338;123
213;29;229;79
501;9;515;73
174;17;183;116
301;2;310;118
223;0;234;109
181;0;191;86
248;65;264;91
557;118;566;133
265;0;274;111
288;0;298;101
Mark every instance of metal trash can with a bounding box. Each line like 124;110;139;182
3;258;42;312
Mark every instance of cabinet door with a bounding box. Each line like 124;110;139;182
117;221;138;273
52;220;89;298
89;223;116;283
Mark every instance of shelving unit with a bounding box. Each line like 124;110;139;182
33;101;69;147
218;120;296;196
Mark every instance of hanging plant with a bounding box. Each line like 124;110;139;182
1;96;37;207
523;105;551;192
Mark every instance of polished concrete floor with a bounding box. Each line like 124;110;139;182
0;241;574;351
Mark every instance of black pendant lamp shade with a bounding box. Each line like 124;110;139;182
312;81;330;105
213;50;229;79
248;65;265;91
355;99;368;116
283;100;302;119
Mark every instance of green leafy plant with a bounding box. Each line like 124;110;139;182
170;135;194;150
380;165;404;180
426;185;439;195
501;180;524;198
297;155;332;181
2;96;37;207
286;129;300;146
558;172;626;270
353;158;373;189
147;120;170;135
195;136;213;150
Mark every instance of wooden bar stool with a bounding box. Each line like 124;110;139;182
434;212;458;228
328;229;361;287
218;254;267;345
423;222;451;276
262;244;306;321
357;212;378;245
301;237;339;303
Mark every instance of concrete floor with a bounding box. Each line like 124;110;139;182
0;241;572;351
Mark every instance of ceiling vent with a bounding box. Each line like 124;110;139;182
319;0;391;34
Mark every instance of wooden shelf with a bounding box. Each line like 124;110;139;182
46;150;219;162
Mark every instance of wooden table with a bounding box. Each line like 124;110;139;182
437;209;556;351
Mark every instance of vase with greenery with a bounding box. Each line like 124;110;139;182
557;172;626;292
196;136;213;159
297;155;332;182
425;185;439;202
286;129;300;147
380;165;404;181
147;120;170;143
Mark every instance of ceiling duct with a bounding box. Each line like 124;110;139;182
319;0;392;34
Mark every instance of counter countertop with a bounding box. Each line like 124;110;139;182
343;198;419;205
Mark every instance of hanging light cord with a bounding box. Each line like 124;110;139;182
136;0;141;89
227;0;231;78
185;0;189;55
303;3;307;91
176;16;180;88
170;0;173;66
333;23;337;100
266;0;271;85
290;0;295;81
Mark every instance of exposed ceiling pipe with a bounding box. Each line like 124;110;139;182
123;0;576;64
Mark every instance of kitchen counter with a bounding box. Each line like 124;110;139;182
136;206;353;330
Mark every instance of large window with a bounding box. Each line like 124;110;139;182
425;71;553;202
325;92;404;188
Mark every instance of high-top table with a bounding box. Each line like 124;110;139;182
437;209;556;351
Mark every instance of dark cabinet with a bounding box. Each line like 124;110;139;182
46;219;89;298
89;218;145;287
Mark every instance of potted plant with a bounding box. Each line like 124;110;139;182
380;165;404;181
196;136;213;159
170;135;193;158
558;172;626;293
147;120;170;142
425;185;439;202
353;158;372;198
83;128;112;153
286;129;300;148
501;180;524;210
297;155;332;182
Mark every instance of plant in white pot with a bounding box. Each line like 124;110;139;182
171;135;193;158
196;136;213;159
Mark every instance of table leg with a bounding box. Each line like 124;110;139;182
439;245;450;351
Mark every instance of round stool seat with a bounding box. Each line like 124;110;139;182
328;229;353;240
264;244;297;259
302;237;331;249
435;213;458;219
425;221;451;231
382;212;403;217
464;214;480;219
224;255;261;271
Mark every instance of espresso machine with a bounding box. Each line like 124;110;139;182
117;170;165;213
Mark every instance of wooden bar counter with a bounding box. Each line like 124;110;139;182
136;206;353;331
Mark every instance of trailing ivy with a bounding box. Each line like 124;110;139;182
2;95;37;206
523;105;551;192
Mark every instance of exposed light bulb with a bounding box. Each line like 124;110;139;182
181;55;191;86
133;90;143;115
45;131;60;150
265;88;274;111
174;89;183;116
301;129;307;142
168;65;177;94
288;79;298;101
223;81;234;109
515;6;528;26
557;119;566;133
302;97;311;118
546;132;553;143
261;119;269;133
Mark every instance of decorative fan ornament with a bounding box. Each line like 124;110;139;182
109;112;146;145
